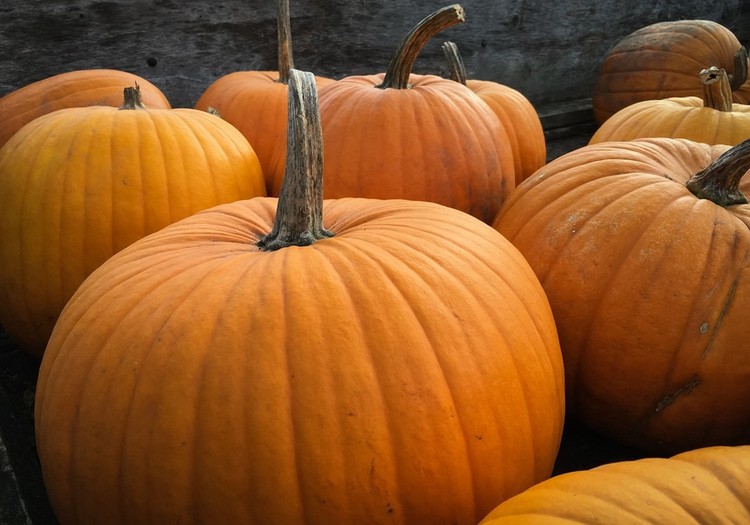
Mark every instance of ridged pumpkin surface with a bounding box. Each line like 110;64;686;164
589;96;750;145
0;103;266;357
480;445;750;524
0;68;170;148
36;197;565;525
493;138;750;453
317;73;515;224
593;20;750;124
467;79;546;185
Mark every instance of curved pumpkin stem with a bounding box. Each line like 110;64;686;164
119;84;146;110
258;69;333;251
276;0;294;84
729;46;748;92
442;40;468;84
378;4;466;90
686;137;750;206
700;66;733;112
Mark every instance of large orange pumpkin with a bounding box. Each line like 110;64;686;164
593;19;750;124
0;68;170;148
590;66;750;145
442;41;546;185
0;85;266;357
317;5;515;224
480;445;750;524
195;0;333;195
493;137;750;454
35;69;565;525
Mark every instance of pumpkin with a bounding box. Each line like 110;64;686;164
317;5;515;224
593;19;750;124
0;68;170;149
493;137;750;454
195;0;333;195
0;85;266;358
442;41;546;185
479;445;750;524
35;69;564;525
590;66;750;145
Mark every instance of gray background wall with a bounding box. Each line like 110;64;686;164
1;1;748;110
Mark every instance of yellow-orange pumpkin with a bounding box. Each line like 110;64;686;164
0;68;170;149
593;19;750;124
442;41;546;185
493;137;750;454
317;5;515;224
480;445;750;524
590;66;750;145
0;86;266;357
35;69;564;525
195;0;333;195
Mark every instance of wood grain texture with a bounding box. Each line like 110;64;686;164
0;0;746;108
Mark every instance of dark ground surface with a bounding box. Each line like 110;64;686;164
0;120;650;525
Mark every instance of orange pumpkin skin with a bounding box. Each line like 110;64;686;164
589;96;750;145
317;73;515;224
467;79;546;185
593;20;750;124
0;103;266;357
35;197;564;525
0;68;170;148
493;138;750;454
479;445;750;524
195;72;334;195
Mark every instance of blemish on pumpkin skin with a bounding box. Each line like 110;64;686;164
701;274;739;358
654;375;701;413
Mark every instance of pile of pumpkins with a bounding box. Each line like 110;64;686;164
0;1;749;523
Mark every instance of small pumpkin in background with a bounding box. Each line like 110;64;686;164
0;68;170;148
317;4;515;224
590;66;750;145
493;136;750;454
195;0;333;195
0;85;266;358
442;41;546;185
479;445;750;524
35;69;564;525
593;19;750;124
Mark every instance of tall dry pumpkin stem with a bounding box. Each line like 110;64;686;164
686;137;750;206
119;84;146;110
258;69;333;251
276;0;294;84
378;4;466;90
442;41;468;84
700;66;733;112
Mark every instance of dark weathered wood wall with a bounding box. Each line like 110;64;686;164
1;0;747;109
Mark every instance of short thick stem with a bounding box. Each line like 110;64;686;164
686;137;750;206
276;0;294;84
442;40;468;84
257;69;333;251
119;84;146;110
378;4;466;90
700;66;733;112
